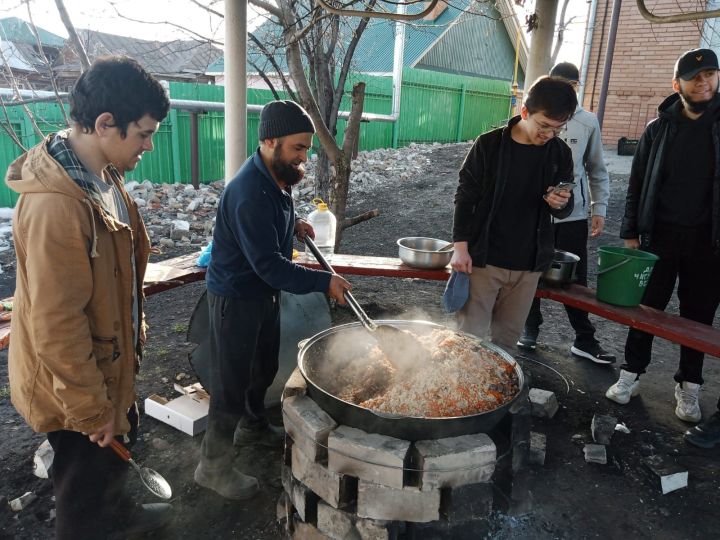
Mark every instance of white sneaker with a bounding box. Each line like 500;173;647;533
605;369;640;404
675;382;701;423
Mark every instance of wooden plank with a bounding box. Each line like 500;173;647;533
3;254;718;359
293;252;451;280
536;284;720;358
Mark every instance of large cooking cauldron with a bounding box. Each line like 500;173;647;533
297;320;525;441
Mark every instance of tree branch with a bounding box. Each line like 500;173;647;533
342;209;380;229
26;2;70;126
249;0;283;19
248;31;297;101
54;0;90;70
330;0;375;133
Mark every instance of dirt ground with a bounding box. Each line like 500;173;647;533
1;142;719;539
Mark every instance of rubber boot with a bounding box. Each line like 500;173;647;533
194;418;259;500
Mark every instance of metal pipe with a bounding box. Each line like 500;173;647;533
578;0;599;105
190;112;200;189
391;1;406;148
596;0;622;130
224;0;247;181
0;90;399;122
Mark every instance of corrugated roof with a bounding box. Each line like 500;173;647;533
60;29;223;79
233;0;523;80
415;3;525;83
0;16;65;47
0;40;37;71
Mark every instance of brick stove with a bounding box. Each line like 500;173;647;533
278;368;532;539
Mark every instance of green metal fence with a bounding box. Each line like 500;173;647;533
0;68;511;207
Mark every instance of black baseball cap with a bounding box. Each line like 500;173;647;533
674;48;719;80
550;62;580;82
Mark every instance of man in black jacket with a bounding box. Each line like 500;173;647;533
450;76;576;348
606;49;720;432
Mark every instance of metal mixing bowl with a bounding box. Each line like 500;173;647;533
397;237;452;269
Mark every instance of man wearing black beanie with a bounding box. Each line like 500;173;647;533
194;100;351;499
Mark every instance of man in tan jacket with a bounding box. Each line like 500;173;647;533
6;56;170;539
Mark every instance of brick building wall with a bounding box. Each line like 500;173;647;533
582;0;706;145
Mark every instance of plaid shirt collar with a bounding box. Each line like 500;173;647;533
47;130;123;215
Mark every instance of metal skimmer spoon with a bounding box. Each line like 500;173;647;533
304;236;431;368
109;439;172;499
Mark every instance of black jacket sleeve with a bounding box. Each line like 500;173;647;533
620;121;656;239
453;137;486;242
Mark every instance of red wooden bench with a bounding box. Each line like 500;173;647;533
1;252;718;359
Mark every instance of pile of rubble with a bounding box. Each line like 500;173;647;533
0;142;457;254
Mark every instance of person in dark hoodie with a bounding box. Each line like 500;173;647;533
5;57;171;539
450;76;577;348
606;49;720;436
194;100;351;499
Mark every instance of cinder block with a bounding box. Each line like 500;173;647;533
328;425;410;489
528;432;547;466
528;388;559;419
583;444;607;465
642;455;688;494
591;414;617;445
440;482;493;522
413;434;496;490
316;501;355;540
283;395;338;462
292;444;356;509
357;480;440;523
277;491;292;522
356;517;398;540
283;368;308;401
293;519;332;540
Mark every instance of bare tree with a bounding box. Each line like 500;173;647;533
26;1;70;125
54;0;90;70
550;0;574;65
248;0;379;247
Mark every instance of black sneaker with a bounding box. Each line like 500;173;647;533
516;331;538;351
570;342;616;364
109;503;172;539
233;422;285;447
684;412;720;448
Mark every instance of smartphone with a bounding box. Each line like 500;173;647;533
553;182;576;193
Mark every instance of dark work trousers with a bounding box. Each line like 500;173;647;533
47;404;139;540
622;225;720;384
524;219;597;345
201;290;281;460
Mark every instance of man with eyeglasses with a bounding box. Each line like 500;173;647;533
449;76;577;349
605;49;720;444
518;62;615;365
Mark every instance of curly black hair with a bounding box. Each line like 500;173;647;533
69;56;170;137
524;76;578;122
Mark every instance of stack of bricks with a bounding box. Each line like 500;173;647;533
279;369;498;539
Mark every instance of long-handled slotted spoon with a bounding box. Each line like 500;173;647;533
304;236;430;367
109;439;172;500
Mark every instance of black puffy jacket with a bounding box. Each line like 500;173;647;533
452;116;574;272
620;93;720;254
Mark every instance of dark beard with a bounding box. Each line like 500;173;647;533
679;89;716;114
271;146;304;186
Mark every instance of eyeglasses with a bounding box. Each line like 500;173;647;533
533;118;566;136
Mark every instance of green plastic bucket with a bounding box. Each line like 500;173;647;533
596;246;660;307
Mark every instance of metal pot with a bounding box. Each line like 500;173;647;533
297;320;525;440
541;249;580;286
397;237;452;269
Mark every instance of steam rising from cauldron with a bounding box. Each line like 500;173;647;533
312;321;434;400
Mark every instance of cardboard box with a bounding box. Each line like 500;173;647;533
144;383;209;436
